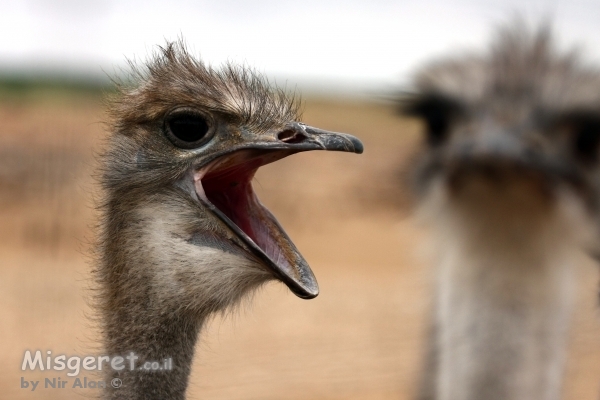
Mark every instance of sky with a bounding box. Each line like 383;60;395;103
2;0;600;94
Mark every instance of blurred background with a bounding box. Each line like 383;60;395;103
2;0;600;399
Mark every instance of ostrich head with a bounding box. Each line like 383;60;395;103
402;24;600;239
97;42;362;399
402;24;600;400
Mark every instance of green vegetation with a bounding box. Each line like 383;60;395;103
0;74;115;102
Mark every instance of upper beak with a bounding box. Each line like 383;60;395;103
277;122;364;154
448;129;529;163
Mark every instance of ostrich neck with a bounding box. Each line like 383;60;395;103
98;195;270;400
101;305;204;400
98;198;206;400
423;187;580;400
434;236;574;400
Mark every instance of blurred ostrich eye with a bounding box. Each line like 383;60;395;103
165;111;212;149
574;122;600;162
559;112;600;163
402;94;462;146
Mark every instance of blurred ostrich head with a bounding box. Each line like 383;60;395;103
400;22;600;400
403;23;600;228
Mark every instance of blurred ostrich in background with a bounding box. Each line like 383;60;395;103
401;23;600;400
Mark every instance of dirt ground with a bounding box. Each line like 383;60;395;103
1;94;599;399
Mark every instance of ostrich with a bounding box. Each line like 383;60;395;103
96;43;363;400
400;24;600;400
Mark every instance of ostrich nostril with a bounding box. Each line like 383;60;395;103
278;129;308;144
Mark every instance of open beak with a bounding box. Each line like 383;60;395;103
194;123;363;299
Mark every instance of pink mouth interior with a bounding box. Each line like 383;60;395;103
193;150;296;272
201;160;261;240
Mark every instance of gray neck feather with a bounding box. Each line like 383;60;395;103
418;184;586;400
97;193;270;399
101;309;203;400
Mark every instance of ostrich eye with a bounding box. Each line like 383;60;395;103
559;112;600;163
165;112;211;149
401;94;462;146
422;107;451;145
574;122;600;162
